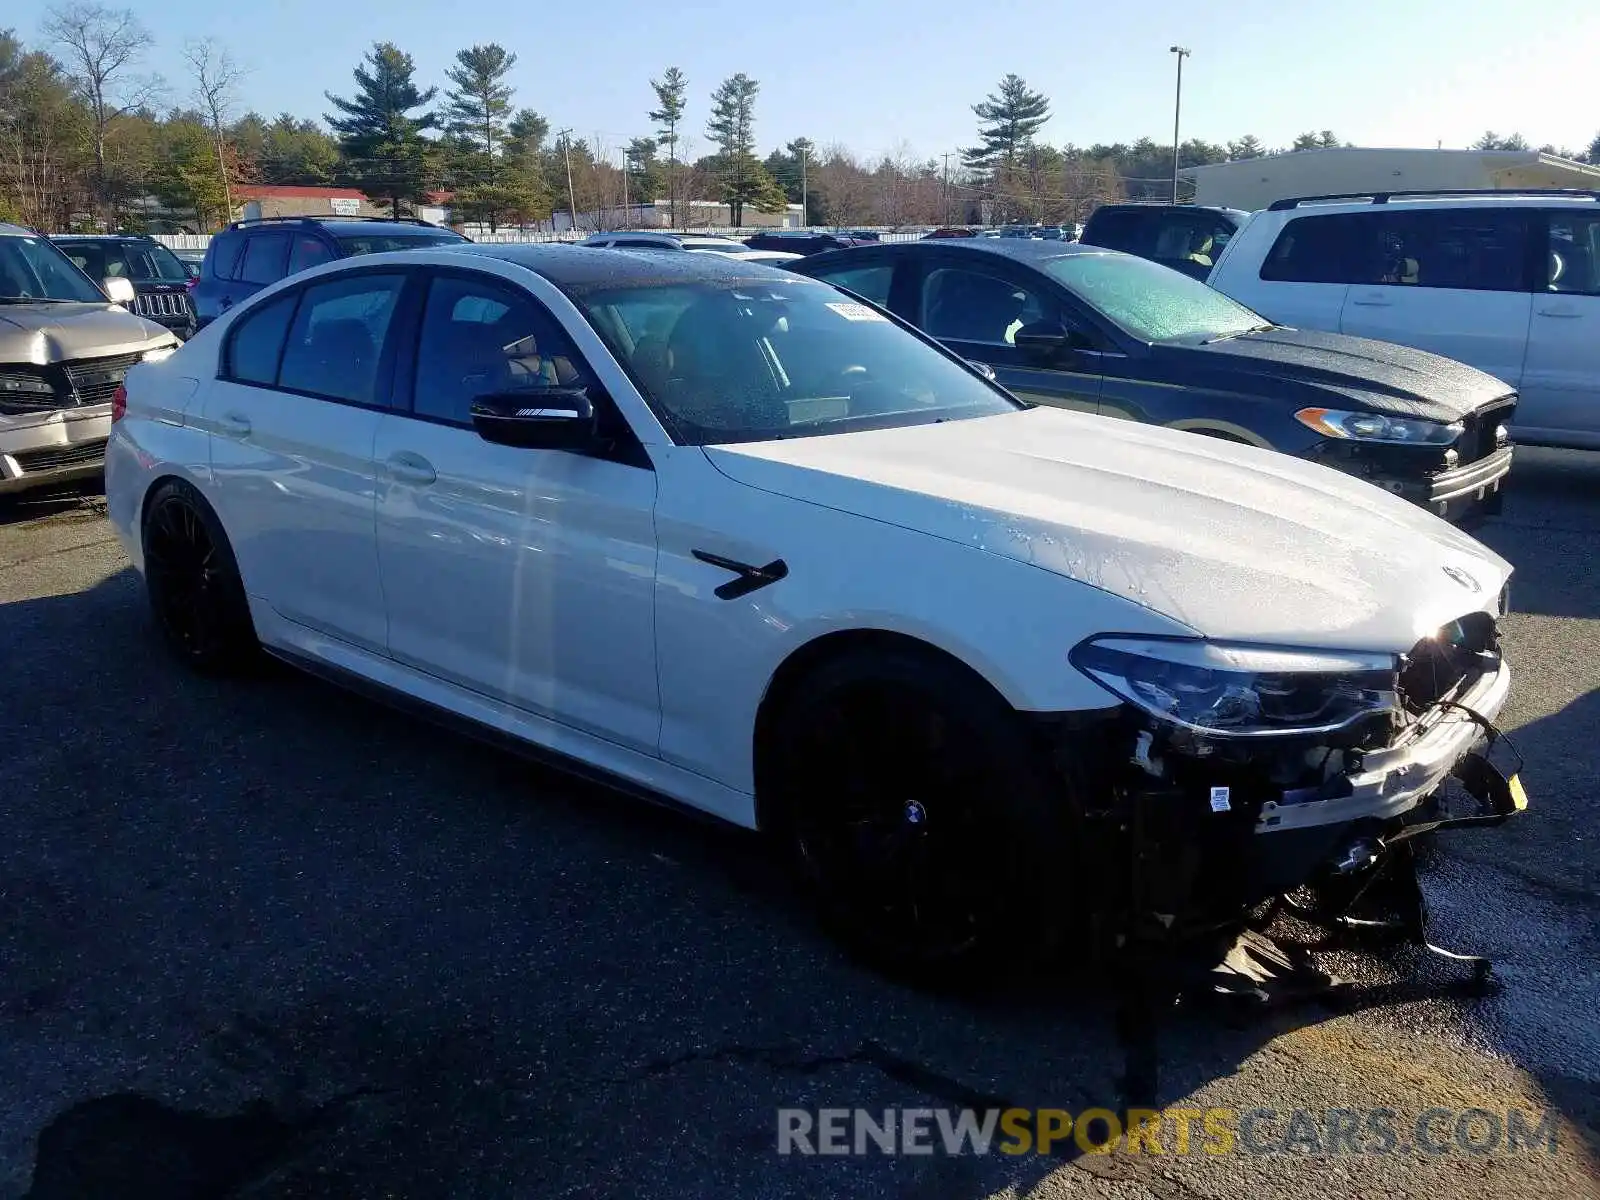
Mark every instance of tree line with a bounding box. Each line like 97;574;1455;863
5;12;1599;234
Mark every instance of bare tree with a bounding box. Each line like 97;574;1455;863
45;2;160;224
183;37;246;222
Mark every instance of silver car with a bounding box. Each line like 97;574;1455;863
1;223;179;495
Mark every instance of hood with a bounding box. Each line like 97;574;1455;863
706;407;1511;653
1159;327;1514;421
0;302;172;363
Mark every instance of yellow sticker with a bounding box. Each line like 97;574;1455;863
1509;773;1529;811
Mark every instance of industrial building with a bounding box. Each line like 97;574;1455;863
1181;147;1600;210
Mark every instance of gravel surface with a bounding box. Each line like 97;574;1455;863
0;450;1595;1199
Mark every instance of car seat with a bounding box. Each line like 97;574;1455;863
664;296;788;434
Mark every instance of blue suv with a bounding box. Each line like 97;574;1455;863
193;216;469;329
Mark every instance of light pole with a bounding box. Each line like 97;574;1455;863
1169;46;1190;203
557;128;578;233
800;144;808;228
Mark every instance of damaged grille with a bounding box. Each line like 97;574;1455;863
62;353;141;408
1458;398;1515;463
1398;612;1498;715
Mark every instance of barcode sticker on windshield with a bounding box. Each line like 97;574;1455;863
826;302;887;322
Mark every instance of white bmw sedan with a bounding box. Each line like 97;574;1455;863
106;245;1521;976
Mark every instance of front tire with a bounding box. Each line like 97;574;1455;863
142;479;258;673
763;647;1074;982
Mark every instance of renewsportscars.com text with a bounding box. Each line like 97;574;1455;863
776;1106;1559;1157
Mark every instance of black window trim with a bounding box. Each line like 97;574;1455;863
218;265;417;413
396;265;654;470
1262;207;1541;293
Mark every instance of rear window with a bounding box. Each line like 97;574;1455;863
206;233;245;281
1083;209;1155;252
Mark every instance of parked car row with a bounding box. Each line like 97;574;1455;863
106;242;1525;982
794;236;1515;522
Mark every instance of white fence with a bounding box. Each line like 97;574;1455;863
149;227;931;251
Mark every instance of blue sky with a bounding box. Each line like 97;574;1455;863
16;0;1600;163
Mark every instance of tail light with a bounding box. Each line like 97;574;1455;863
112;383;127;422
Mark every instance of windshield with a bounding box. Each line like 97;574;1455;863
0;235;106;303
129;242;190;281
61;240;190;283
569;278;1021;445
1042;252;1266;343
331;231;467;256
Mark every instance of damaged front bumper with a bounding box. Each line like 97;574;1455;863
1042;647;1524;929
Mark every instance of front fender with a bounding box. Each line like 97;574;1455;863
650;447;1194;799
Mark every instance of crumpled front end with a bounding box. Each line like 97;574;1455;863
1037;605;1525;940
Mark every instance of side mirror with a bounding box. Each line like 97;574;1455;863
470;387;598;451
103;276;136;305
1013;320;1094;362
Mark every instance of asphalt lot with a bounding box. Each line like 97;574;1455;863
0;449;1596;1199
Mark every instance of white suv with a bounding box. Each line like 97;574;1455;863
1208;190;1600;450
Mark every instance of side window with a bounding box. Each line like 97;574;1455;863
920;266;1051;346
412;274;593;426
1376;210;1529;292
1546;214;1600;295
237;233;291;286
63;245;110;278
276;273;406;405
807;262;893;307
288;235;336;275
208;234;244;281
1259;213;1380;284
223;291;298;386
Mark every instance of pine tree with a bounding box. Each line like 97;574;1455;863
961;74;1050;171
1227;135;1266;160
707;73;761;226
442;44;515;167
325;42;439;218
1587;131;1600;164
649;66;687;225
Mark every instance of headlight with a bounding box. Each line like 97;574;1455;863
141;345;177;364
1070;636;1398;737
1295;407;1460;445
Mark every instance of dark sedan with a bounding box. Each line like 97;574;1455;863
790;239;1516;522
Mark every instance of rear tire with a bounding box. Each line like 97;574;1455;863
762;647;1075;983
142;479;258;674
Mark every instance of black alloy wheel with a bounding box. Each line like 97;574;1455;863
142;480;256;672
769;651;1071;980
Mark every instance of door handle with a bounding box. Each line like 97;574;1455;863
385;452;437;486
1535;306;1581;318
218;412;251;437
1349;293;1392;307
